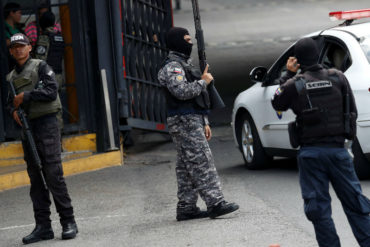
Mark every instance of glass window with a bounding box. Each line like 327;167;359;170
360;36;370;64
321;42;351;72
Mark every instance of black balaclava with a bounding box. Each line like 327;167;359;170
166;27;193;57
294;37;319;70
40;11;55;31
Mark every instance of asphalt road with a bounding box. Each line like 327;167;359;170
0;126;369;246
1;1;370;246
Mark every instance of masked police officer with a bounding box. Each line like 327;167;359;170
272;37;370;247
34;11;64;89
34;11;65;130
158;27;239;221
6;33;77;244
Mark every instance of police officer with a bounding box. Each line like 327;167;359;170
34;11;65;89
271;37;370;247
34;11;65;130
6;33;77;244
158;27;239;221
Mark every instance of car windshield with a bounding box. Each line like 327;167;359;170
360;35;370;63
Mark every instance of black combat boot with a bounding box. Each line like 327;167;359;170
176;206;209;221
208;201;239;219
61;222;78;240
22;224;54;244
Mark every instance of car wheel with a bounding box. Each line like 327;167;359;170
351;138;370;180
236;113;272;169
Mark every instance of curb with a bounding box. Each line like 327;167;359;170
0;150;123;192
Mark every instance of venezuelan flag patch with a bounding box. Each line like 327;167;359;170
275;87;283;96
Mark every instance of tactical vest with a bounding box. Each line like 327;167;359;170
164;54;210;116
6;59;61;120
295;71;344;140
35;30;65;74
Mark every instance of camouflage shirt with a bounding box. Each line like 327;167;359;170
158;51;207;101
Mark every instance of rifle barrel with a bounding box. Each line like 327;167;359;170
8;81;48;190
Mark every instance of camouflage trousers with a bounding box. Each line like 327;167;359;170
167;114;224;212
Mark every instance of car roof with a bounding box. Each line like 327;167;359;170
330;21;370;38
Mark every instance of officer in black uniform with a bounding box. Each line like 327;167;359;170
271;37;370;247
34;11;65;86
34;11;65;131
6;33;77;244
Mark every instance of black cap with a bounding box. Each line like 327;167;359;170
9;33;30;47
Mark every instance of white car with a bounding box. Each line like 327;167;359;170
231;10;370;179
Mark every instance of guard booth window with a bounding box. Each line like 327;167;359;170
0;0;83;140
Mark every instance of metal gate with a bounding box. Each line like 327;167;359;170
120;0;173;132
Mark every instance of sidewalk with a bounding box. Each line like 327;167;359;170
0;133;123;192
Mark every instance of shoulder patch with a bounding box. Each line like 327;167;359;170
47;70;54;77
175;75;184;82
275;87;283;96
36;45;46;55
172;68;182;74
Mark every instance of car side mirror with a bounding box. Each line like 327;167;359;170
250;66;267;84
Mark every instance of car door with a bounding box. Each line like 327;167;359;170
256;47;297;150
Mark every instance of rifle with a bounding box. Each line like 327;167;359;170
191;0;225;109
9;81;48;190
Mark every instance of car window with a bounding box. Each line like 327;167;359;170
321;41;351;72
360;35;370;64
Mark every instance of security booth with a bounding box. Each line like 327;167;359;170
0;0;173;152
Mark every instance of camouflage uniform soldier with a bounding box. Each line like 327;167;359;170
158;27;239;221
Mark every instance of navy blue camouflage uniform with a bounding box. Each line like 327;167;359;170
158;51;225;213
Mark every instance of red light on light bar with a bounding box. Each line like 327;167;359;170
329;9;370;21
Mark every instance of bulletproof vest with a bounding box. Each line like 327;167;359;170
35;31;65;74
163;54;210;114
6;59;61;120
295;72;344;140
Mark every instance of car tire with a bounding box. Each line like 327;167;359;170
236;112;272;169
352;138;370;180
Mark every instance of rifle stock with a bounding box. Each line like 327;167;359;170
191;0;225;110
8;81;48;190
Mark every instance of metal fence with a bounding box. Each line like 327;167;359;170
120;0;172;132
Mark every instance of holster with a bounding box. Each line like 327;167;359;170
344;112;357;140
288;121;300;148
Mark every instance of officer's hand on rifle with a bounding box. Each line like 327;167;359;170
201;64;213;85
204;124;212;141
287;57;300;73
13;92;24;109
12;111;22;126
